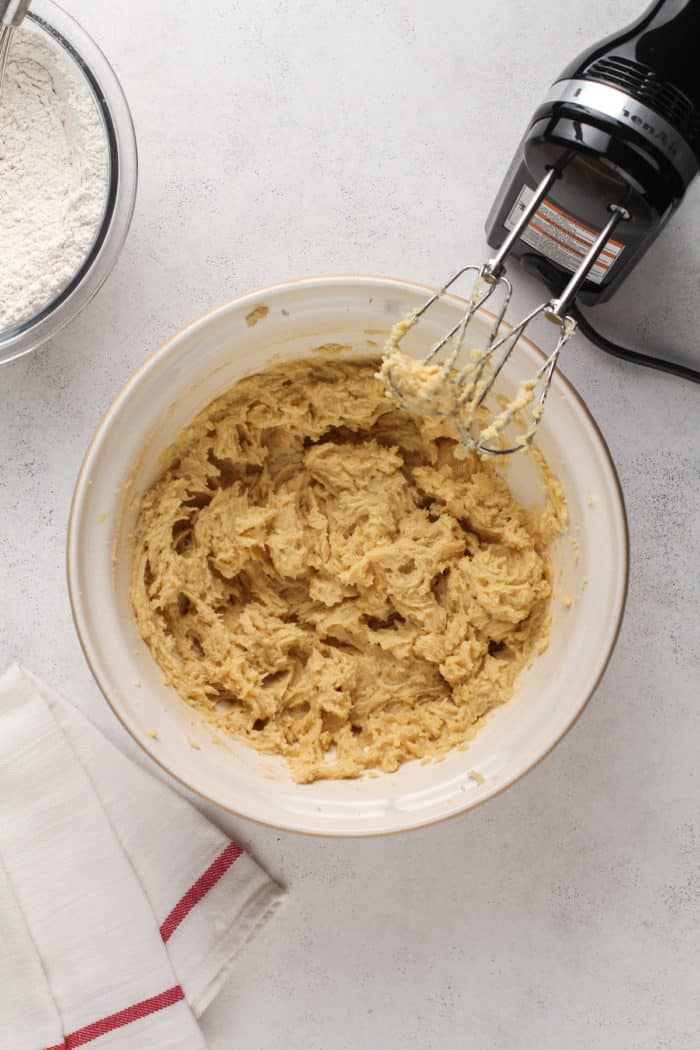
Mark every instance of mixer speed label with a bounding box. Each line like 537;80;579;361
505;185;625;284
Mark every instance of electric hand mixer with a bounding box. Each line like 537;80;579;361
381;0;700;455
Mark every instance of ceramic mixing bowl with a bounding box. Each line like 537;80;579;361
68;276;628;836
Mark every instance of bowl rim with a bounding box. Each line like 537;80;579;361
67;273;630;837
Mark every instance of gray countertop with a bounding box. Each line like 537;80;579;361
2;1;699;1046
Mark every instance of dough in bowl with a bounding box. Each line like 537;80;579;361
130;357;567;782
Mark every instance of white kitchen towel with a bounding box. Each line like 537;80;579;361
0;665;284;1050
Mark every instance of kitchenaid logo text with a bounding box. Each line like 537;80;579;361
572;84;680;159
620;107;679;157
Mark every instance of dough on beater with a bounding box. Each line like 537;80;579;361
379;316;459;417
131;357;566;783
380;313;551;451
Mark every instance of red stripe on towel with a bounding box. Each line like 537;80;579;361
44;985;185;1049
160;840;243;943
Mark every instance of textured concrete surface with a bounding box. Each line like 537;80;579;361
2;1;699;1047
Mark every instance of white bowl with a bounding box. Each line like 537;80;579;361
68;276;628;836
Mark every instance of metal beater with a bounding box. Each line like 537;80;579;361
382;176;630;455
0;0;29;96
382;0;700;455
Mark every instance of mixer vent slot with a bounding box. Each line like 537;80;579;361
586;56;700;150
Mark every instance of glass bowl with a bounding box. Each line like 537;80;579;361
0;0;137;365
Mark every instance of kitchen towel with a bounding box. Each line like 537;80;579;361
0;664;284;1049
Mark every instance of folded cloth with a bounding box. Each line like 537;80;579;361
0;665;284;1050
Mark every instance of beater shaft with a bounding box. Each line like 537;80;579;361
547;205;628;319
486;167;559;279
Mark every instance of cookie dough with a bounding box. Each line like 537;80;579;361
379;309;560;451
131;357;566;782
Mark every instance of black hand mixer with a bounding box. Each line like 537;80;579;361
382;0;700;454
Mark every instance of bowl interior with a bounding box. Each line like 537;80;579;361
68;277;628;835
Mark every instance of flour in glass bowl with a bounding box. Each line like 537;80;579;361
0;24;109;332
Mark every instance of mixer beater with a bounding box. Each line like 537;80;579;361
381;0;700;455
382;169;630;455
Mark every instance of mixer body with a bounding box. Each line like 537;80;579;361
485;0;700;305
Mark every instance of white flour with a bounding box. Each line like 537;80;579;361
0;25;108;331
